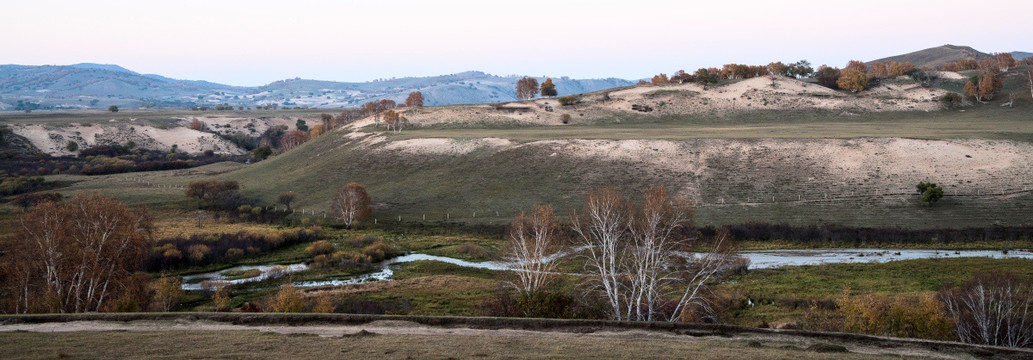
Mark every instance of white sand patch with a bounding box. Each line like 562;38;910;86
382;137;514;155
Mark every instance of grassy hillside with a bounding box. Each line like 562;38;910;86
869;44;990;69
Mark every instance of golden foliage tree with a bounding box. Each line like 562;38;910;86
189;118;204;131
150;274;184;312
837;60;869;93
331;183;372;228
279;130;309;151
270;284;304;312
540;78;558;97
308;124;325;138
4;192;152;313
650;73;670;85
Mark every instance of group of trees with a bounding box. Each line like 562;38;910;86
359;92;422;132
649;60;813;90
2;192;153;313
504;186;738;322
513;76;560;100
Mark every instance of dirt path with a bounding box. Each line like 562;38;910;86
2;316;1030;359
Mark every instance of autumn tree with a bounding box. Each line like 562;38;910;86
189;118;204;131
504;205;562;301
837;60;869;93
319;113;335;131
767;62;789;77
670;70;693;83
308;124;325;138
516;77;539;100
693;68;719;89
651;73;670;85
331;182;372;228
964;73;1003;102
150;274;184;312
886;61;915;77
279;130;309;151
869;62;888;79
405;91;424;108
540;78;558;97
277;191;297;211
185;180;239;208
4;192;152;313
815;65;841;89
382;109;410;132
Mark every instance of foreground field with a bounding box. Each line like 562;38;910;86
3;314;1030;359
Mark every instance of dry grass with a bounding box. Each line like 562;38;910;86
0;327;952;360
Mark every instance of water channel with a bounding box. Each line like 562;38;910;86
181;249;1033;291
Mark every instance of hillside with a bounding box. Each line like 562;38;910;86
869;44;991;69
37;67;1033;230
0;65;631;111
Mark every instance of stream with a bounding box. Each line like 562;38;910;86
181;248;1033;291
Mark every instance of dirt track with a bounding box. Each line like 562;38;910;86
2;313;1031;359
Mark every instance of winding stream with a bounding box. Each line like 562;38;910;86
181;249;1033;290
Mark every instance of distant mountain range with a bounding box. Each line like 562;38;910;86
0;64;632;111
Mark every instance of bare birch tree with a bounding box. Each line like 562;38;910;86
940;272;1033;348
504;205;561;298
5;192;151;313
571;186;737;322
331;183;372;228
571;187;630;320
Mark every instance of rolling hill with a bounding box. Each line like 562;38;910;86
868;44;991;69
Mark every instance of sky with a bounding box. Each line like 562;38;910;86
4;0;1031;86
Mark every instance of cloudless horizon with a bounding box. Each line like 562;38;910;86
4;0;1031;87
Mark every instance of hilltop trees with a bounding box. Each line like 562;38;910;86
516;77;539;100
693;68;719;89
570;186;736;322
815;65;841;89
837;60;869;93
788;60;814;78
405;91;424;108
331;183;372;228
540;78;557;97
382;110;409;132
651;73;670;85
3;192;152;313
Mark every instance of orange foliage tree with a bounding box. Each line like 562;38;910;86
650;73;670;85
2;192;152;313
540;78;558;97
837;60;869;92
279;130;309;151
405;91;424;108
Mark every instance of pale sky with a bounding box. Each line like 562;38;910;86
4;0;1031;86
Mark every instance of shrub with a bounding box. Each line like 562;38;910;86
306;240;335;257
558;96;578;106
939;92;963;109
270;284;304;313
840;291;953;340
560;113;571;124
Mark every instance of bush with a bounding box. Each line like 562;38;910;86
560;113;571;124
146;229;321;270
306;240;335;257
840;291;953;340
939;92;963;109
558;96;578;106
269;284;304;313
